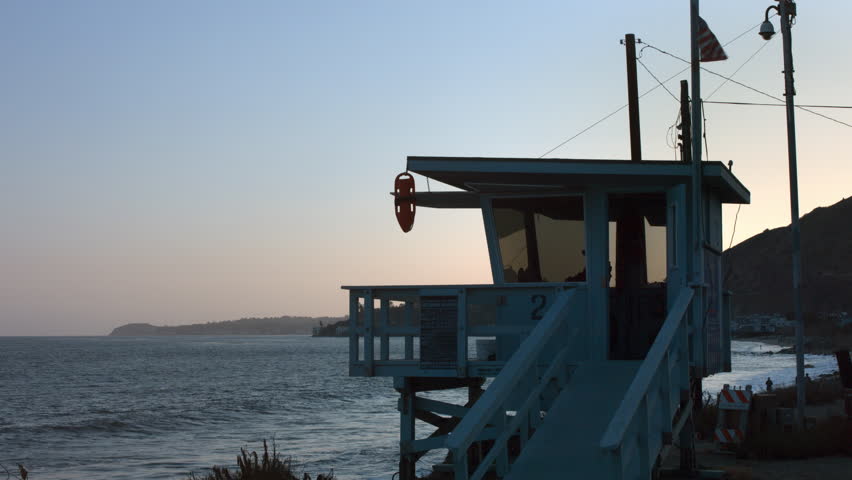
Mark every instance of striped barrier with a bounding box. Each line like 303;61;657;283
718;386;752;411
715;384;753;447
714;427;745;444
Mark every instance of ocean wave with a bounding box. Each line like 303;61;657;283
731;340;785;354
1;418;147;435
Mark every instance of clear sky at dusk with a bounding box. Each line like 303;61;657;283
2;1;851;335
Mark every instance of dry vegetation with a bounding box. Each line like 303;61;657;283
694;374;851;460
0;463;28;480
186;440;334;480
740;420;851;459
4;442;334;480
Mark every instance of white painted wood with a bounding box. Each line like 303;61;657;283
600;287;693;450
446;288;580;451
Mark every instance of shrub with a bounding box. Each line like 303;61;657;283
771;373;844;407
0;464;28;480
187;440;334;480
740;420;852;459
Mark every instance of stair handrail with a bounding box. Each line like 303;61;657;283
599;287;694;451
464;344;573;480
446;287;580;464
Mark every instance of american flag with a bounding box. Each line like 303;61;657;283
698;16;728;62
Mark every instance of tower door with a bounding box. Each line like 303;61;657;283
608;193;668;360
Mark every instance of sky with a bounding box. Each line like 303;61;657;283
2;1;851;335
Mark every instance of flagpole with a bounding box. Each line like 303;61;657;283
680;0;703;473
690;0;703;260
689;0;704;356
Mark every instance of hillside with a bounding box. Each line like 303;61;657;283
109;315;345;336
724;196;852;316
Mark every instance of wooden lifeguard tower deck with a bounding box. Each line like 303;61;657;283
343;156;749;479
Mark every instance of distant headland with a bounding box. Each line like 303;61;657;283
109;315;345;336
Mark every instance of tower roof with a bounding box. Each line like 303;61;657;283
407;156;749;204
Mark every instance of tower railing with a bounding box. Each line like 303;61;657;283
343;283;581;378
445;287;584;480
599;287;695;479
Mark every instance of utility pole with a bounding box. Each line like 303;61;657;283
779;0;805;430
618;33;648;289
624;33;642;162
679;80;692;163
759;0;805;430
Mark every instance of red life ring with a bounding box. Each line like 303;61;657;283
394;172;416;232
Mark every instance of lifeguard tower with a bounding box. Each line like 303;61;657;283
343;155;748;479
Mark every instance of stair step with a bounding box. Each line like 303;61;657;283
505;361;641;479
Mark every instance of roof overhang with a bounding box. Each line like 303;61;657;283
407;156;750;204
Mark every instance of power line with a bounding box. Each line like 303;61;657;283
538;105;626;158
634;57;684;158
707;39;771;99
636;58;679;102
705;100;852;109
716;18;767;254
538;65;690;158
701;68;852;128
642;43;852;129
536;13;782;157
720;15;776;48
728;204;742;250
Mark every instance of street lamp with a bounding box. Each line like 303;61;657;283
759;8;776;40
760;0;806;429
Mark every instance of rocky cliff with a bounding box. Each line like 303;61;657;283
724;196;852;316
109;315;345;336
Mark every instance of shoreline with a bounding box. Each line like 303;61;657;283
733;333;844;355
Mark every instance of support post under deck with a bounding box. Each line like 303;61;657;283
399;378;416;480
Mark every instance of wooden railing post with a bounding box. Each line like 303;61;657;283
349;293;359;367
495;412;509;477
404;301;414;360
639;398;650;478
457;289;468;377
364;290;374;376
453;449;468;480
399;377;417;480
660;352;673;437
380;298;390;361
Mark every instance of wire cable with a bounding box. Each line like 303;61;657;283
728;204;742;249
538;65;690;158
705;100;852;109
701;68;852;128
642;44;852;129
721;16;776;48
635;52;689;159
706;39;771;100
637;58;680;102
536;13;779;157
538;105;627;158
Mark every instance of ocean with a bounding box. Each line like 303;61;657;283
0;336;839;480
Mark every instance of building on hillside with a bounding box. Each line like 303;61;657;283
733;314;794;334
829;312;851;327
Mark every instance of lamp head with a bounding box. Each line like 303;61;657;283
759;19;776;40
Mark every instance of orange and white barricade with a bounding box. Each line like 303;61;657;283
715;384;753;447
